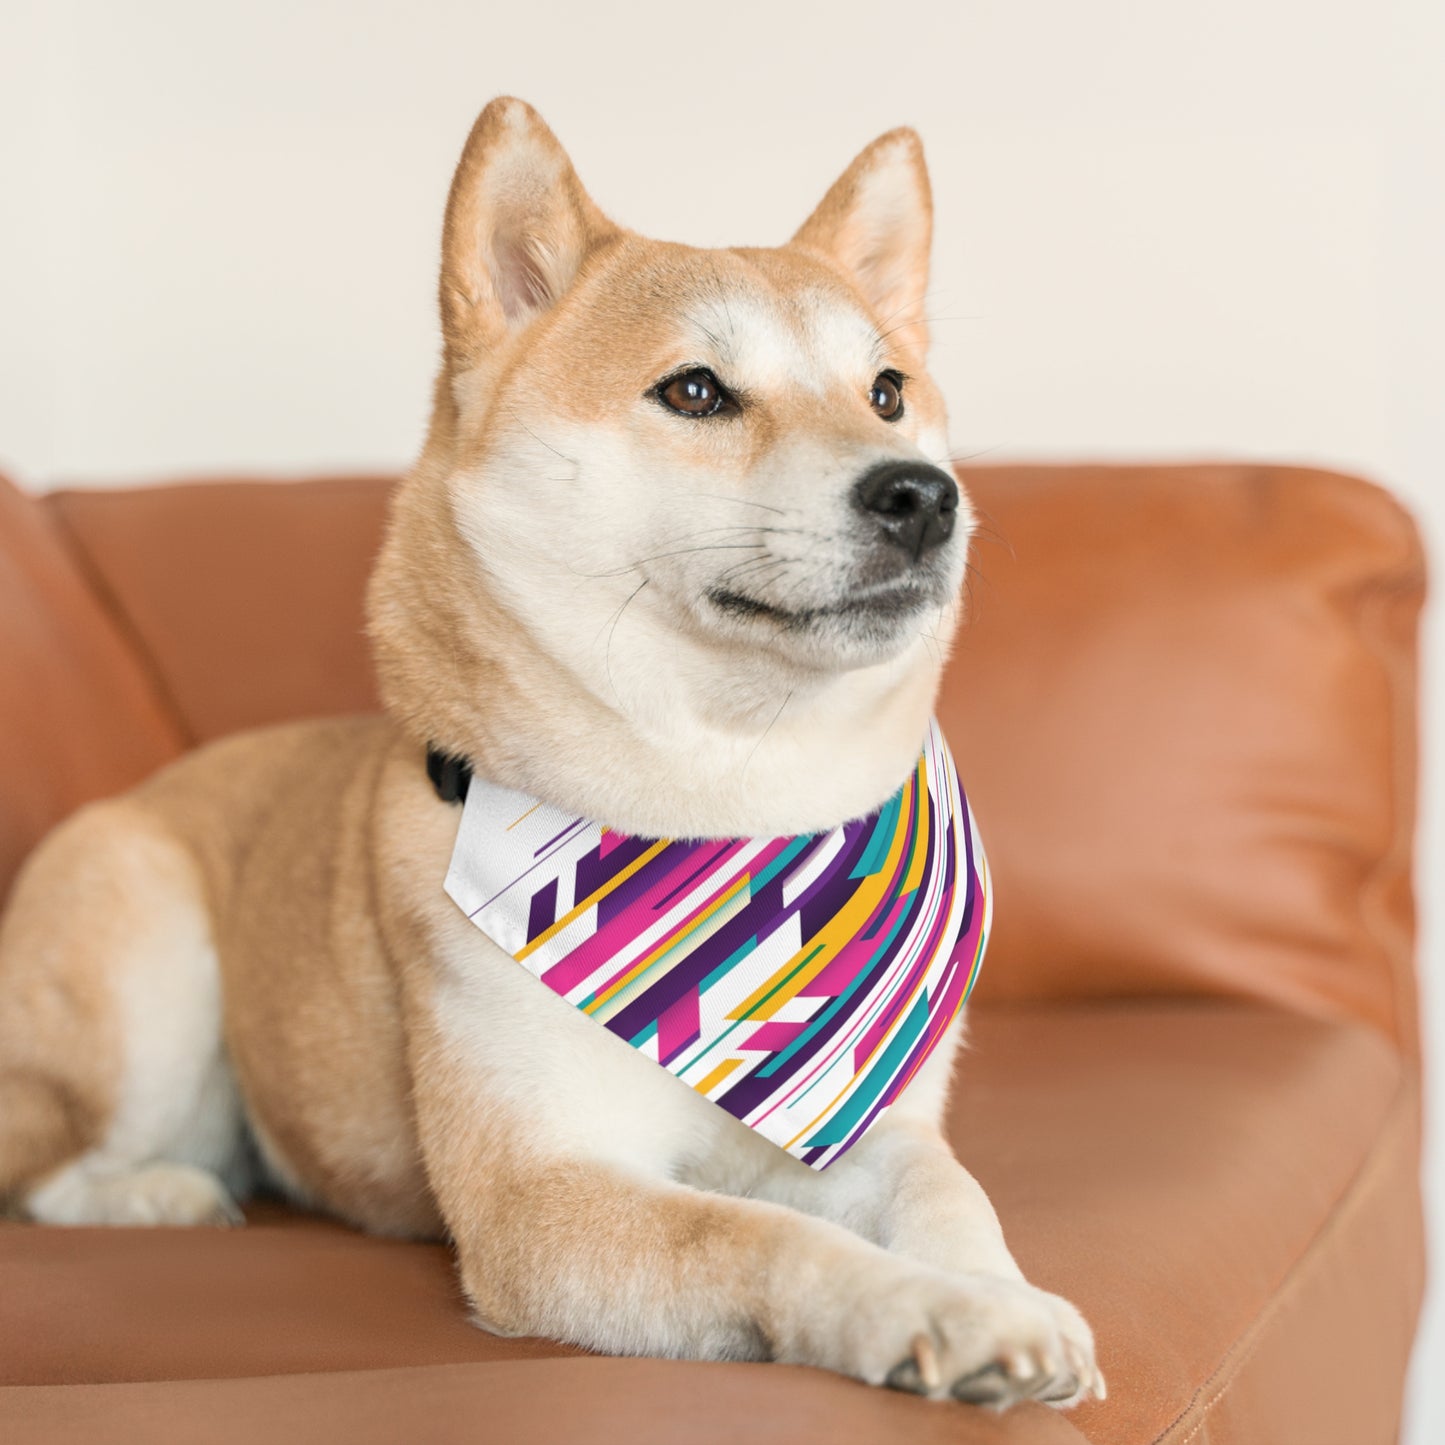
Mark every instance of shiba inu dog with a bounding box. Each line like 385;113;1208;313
0;98;1102;1408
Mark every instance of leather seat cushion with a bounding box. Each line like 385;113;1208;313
0;1001;1421;1444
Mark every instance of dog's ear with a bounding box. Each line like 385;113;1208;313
440;97;617;365
791;128;933;355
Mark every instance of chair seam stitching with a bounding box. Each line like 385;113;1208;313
1148;1071;1415;1445
44;499;198;750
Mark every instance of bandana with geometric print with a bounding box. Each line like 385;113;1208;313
442;718;990;1169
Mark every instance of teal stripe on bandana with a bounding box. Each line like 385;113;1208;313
804;990;930;1147
748;834;814;896
850;785;904;879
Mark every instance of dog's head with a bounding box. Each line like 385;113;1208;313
370;98;971;828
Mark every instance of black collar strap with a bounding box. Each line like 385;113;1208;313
426;746;473;804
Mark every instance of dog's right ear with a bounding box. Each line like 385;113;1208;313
439;98;617;366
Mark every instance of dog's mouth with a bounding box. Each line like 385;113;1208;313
705;579;936;630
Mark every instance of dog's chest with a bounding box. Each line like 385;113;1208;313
430;914;786;1184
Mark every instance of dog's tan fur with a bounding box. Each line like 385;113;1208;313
0;99;1101;1406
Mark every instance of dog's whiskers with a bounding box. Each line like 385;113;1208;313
599;578;650;709
741;688;794;781
773;558;831;613
875;312;981;347
572;542;768;581
664;524;808;543
686;492;792;517
714;553;793;586
496;402;582;471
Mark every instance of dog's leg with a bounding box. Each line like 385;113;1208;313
0;801;247;1225
746;1025;1104;1405
750;1025;1023;1274
752;1117;1103;1404
411;1008;1096;1405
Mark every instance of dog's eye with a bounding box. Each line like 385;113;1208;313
658;369;728;418
869;371;905;421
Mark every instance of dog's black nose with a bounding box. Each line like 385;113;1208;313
853;461;959;560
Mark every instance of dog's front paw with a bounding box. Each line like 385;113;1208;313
822;1267;1104;1408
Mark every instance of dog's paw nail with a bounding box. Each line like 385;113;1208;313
951;1362;1012;1405
1000;1346;1033;1376
910;1331;941;1391
209;1197;246;1228
1054;1336;1103;1403
885;1359;927;1395
1039;1371;1080;1404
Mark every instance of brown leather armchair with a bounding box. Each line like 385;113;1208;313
0;462;1425;1444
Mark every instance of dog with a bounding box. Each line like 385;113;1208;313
0;97;1102;1409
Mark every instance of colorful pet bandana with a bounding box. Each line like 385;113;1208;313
443;719;990;1168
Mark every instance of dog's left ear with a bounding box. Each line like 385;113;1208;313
791;129;933;355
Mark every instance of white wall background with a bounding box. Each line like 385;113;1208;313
1;0;1440;1435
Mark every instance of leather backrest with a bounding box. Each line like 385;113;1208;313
0;474;184;900
945;464;1423;1056
38;465;1424;1051
48;477;391;742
